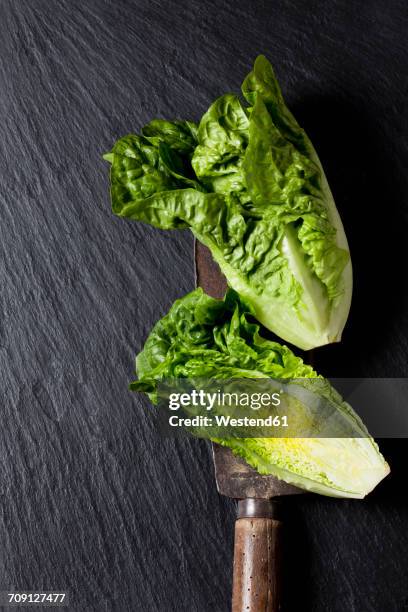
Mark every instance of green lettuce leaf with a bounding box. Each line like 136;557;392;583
103;120;203;214
132;288;389;499
105;56;352;350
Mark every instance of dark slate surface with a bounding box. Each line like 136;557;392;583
1;1;407;610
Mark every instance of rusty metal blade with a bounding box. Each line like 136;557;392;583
194;240;303;499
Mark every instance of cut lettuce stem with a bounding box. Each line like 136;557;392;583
215;437;389;499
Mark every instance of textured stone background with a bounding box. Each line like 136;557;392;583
0;1;407;610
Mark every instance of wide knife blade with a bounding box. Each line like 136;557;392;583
194;240;303;499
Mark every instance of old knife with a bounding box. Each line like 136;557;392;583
194;240;304;612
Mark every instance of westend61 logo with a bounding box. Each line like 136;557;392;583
168;389;282;411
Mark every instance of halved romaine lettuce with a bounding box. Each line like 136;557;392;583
104;56;352;350
131;288;389;499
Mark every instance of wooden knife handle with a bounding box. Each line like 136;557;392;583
232;499;282;612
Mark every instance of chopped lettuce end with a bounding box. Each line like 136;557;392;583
215;437;389;499
105;56;352;350
131;288;389;499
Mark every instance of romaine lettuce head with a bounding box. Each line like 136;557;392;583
105;56;352;350
132;288;389;499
